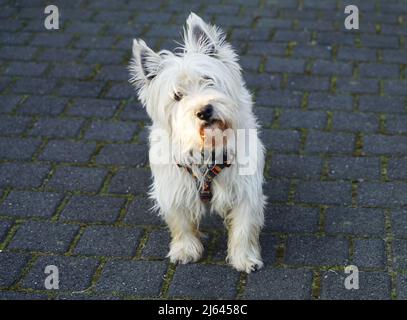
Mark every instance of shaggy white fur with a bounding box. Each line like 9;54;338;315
129;12;266;273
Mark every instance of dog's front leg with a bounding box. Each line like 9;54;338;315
165;210;203;264
226;200;264;273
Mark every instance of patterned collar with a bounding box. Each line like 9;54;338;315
177;152;231;202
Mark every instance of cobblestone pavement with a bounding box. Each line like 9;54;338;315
0;0;407;300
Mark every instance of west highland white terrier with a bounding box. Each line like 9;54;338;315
129;13;266;273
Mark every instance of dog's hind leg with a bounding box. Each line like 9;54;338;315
165;209;204;264
226;199;264;273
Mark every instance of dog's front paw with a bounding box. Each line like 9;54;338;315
167;236;204;264
228;252;263;273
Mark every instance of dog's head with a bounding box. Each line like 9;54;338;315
129;13;247;163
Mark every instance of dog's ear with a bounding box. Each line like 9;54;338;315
129;39;162;89
184;13;239;66
184;12;221;55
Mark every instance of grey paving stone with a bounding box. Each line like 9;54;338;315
0;115;32;135
313;60;352;76
305;131;355;154
397;274;407;299
259;232;278;265
325;207;384;236
84;121;138;141
285;236;349;266
0;45;37;60
273;30;310;43
30;118;84;138
5;62;48;77
95;260;167;296
332;112;379;133
261;129;301;152
60;195;124;223
0;137;41;161
0;220;12;242
264;205;320;233
49;63;94;80
388;158;407;180
58;81;104;98
360;34;399;49
21;256;99;291
245;268;312;299
39;140;96;163
392;209;407;237
336;79;379;94
279;110;327;130
83;50;124;65
73;35;116;50
47;166;108;192
8;221;79;253
320;271;391;300
359;63;400;78
246;42;286;56
67;98;119;118
327;157;381;180
106;83;135;100
0;163;50;188
292;44;332;59
358;182;407;207
141;229;171;259
0;252;30;288
96;144;148;166
263;178;291;202
266;57;305;73
38;48;81;62
364;135;407;156
0;95;23;114
296;181;352;206
31;33;73;47
247;73;279;91
269;155;322;179
386;115;407;134
256;89;303;108
109;168;151;195
353;239;386;269
384;80;407;96
13;78;56;95
169;264;240;299
95;65;129;82
18;96;68;116
124;197;163;225
394;240;407;270
74;225;143;257
120;104;150;121
317;32;355;46
55;293;120;300
0;191;63;218
0;291;48;300
383;49;407;64
359;96;406;114
308;93;353;111
253;107;274;126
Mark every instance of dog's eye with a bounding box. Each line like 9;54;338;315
173;92;183;101
203;75;214;82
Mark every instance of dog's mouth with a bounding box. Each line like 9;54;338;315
199;119;227;140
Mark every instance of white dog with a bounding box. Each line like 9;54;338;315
129;13;266;273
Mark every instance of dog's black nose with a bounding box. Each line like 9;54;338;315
196;104;213;121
